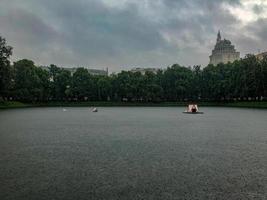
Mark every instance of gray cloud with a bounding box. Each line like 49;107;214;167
0;0;266;71
238;18;267;55
253;4;264;15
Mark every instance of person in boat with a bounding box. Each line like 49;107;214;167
186;105;193;112
191;105;197;113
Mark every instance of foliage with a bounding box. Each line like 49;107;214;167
0;36;13;100
4;56;267;102
1;36;267;103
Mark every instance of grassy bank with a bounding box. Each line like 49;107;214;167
0;101;32;109
1;101;267;109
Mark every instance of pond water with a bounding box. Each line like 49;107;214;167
0;107;267;200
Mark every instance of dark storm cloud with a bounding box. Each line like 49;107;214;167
1;0;169;68
0;0;265;71
59;2;165;55
0;9;60;45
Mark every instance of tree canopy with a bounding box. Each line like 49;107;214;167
0;36;13;100
1;36;267;103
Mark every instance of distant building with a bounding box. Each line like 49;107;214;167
256;51;267;60
87;68;108;76
130;67;160;75
209;31;240;65
40;66;108;76
61;67;76;75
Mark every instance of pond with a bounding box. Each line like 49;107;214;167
0;107;267;200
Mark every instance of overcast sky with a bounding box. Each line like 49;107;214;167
1;0;267;72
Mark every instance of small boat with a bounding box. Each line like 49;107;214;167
62;108;67;112
92;107;98;112
183;104;203;114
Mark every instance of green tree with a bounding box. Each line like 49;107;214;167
72;68;93;100
202;64;221;100
54;69;71;101
35;67;50;101
48;65;71;101
260;55;267;97
239;55;261;99
114;71;134;101
13;59;41;101
162;64;193;101
97;76;112;101
0;36;13;100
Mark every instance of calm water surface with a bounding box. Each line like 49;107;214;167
0;107;267;200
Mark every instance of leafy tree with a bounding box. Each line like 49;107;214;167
72;68;93;100
54;69;71;101
97;76;112;101
49;64;61;81
35;67;50;101
2;34;267;103
47;65;71;100
240;55;259;99
202;64;221;100
13;59;40;101
114;71;134;101
162;64;193;101
0;36;13;100
146;84;163;102
260;55;267;97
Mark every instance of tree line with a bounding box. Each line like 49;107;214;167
1;36;267;103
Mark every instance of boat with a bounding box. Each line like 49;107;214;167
92;107;98;112
62;108;67;112
183;104;203;114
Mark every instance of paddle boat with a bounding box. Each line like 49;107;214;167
92;107;98;112
183;104;203;114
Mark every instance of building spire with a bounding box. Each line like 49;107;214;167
217;30;221;42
